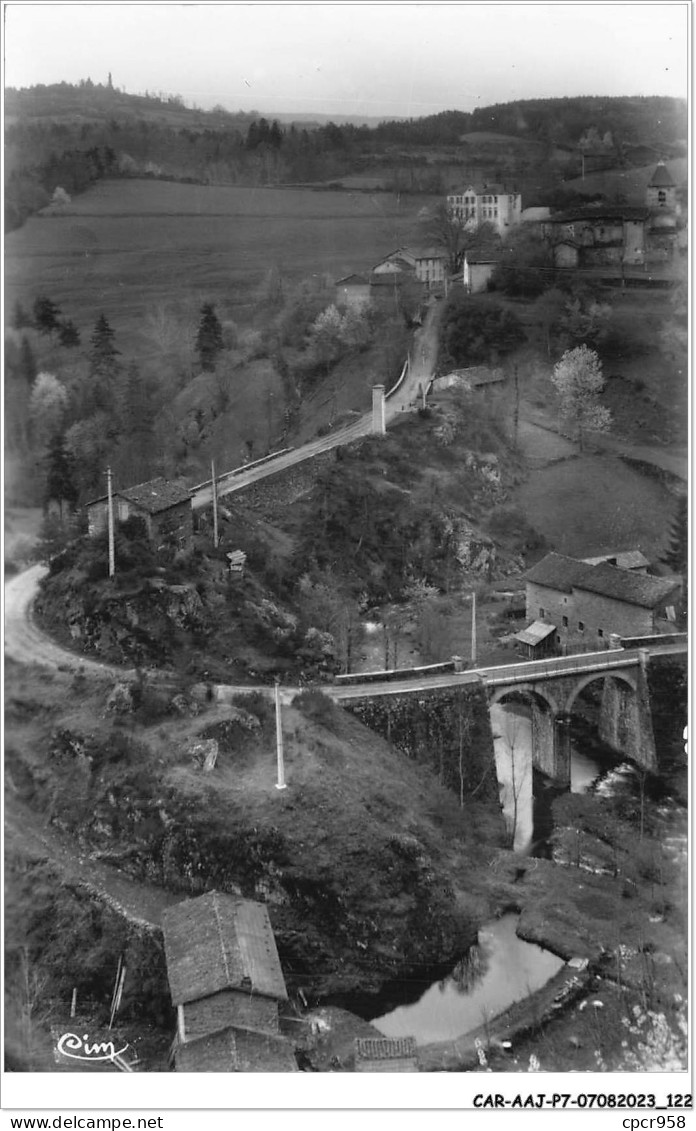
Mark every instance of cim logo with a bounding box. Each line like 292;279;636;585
55;1031;129;1063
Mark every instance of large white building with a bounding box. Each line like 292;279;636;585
447;183;522;235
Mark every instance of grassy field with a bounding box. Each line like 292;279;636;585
510;453;676;560
5;178;435;353
563;156;687;203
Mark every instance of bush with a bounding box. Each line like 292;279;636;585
291;689;343;733
231;691;273;727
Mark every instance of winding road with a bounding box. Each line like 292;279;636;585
192;300;443;509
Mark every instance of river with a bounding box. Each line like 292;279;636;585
370;912;564;1045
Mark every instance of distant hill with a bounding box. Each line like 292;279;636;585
373;95;687;152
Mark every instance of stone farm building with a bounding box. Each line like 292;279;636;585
162;891;297;1072
541;162;684;271
522;552;681;655
86;477;193;550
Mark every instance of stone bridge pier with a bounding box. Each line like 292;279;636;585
488;650;657;786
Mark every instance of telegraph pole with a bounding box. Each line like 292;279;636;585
106;466;115;578
274;679;287;790
211;459;219;548
471;590;477;667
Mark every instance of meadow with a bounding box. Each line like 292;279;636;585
5;178;434;352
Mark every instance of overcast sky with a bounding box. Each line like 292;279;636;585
3;3;689;119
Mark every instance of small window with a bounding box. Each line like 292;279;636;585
578;621;585;632
539;608;545;618
598;628;604;638
556;635;561;644
562;616;568;628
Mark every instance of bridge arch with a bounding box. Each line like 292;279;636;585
564;669;638;716
489;683;561;718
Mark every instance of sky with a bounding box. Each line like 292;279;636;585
2;2;689;119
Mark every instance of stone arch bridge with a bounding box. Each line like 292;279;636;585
483;647;657;784
332;644;686;786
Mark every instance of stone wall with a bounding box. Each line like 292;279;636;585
344;683;499;805
215;450;337;520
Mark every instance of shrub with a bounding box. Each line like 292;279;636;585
232;691;273;727
292;689;342;733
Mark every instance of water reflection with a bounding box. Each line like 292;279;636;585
491;703;603;853
490;703;534;853
372;913;564;1045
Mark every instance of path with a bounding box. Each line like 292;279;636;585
520;406;687;482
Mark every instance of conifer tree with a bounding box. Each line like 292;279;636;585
58;319;81;348
89;313;120;376
195;302;224;371
33;295;62;336
45;432;79;518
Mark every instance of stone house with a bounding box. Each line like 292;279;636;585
542;205;649;268
334;273;371;311
463;247;502;293
447;183;522;235
86;477;193;550
162;891;297;1072
541;163;684;271
524;552;681;653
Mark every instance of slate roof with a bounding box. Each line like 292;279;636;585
526;552;677;608
515;620;556;647
649;161;675;187
162;892;288;1006
577;562;680;609
466;247;503;264
369;272;405;287
175;1027;298;1072
548;206;650;223
411;246;448;260
118;477;191;514
525;553;593;593
335;274;369;286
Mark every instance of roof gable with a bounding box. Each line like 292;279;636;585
649;161;675;187
525;552;592;593
335;274;369;286
163;892;288;1006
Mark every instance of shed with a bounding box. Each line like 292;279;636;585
354;1036;418;1072
163;892;291;1057
514;619;557;659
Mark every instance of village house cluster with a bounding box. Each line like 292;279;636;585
336;161;684;309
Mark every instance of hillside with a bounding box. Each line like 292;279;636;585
4;656;505;1020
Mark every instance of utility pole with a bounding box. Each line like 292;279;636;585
211;459;219;548
274;679;287;790
471;590;477;667
106;465;115;578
